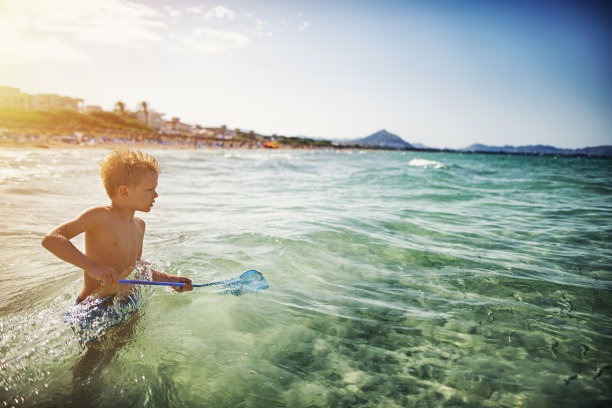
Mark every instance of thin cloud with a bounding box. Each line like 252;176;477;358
0;0;308;62
186;6;204;14
182;28;251;53
254;19;273;37
204;6;236;20
0;27;89;63
164;6;182;18
0;0;166;62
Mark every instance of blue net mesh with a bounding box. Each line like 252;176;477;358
219;270;269;296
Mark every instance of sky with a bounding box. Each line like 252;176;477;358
1;0;610;149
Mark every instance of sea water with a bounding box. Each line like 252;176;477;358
0;148;610;407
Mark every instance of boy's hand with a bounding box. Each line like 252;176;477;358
173;276;193;292
88;263;118;286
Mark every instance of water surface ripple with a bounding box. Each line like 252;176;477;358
1;149;611;407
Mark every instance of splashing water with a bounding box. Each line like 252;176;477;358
0;260;155;405
64;261;154;345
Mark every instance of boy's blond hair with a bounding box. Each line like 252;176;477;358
100;149;160;197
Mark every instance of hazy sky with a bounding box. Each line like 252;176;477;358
1;0;610;148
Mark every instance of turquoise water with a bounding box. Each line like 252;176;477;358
0;148;611;407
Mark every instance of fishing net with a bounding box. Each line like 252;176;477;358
197;269;270;296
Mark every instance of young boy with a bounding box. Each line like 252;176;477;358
42;149;192;304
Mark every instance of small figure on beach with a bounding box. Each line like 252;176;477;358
42;149;192;305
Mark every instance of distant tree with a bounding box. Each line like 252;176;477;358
114;101;126;116
140;101;149;125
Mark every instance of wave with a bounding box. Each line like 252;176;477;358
408;158;445;169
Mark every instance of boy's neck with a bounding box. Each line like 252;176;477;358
109;202;136;220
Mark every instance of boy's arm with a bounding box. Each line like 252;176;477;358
151;268;193;292
41;207;119;286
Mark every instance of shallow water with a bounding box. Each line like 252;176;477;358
1;148;611;407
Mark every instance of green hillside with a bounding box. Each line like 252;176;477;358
0;108;152;132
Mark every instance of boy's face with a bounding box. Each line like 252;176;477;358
126;172;159;212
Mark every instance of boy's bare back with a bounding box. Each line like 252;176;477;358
42;149;191;303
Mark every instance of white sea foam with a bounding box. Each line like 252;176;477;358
408;158;445;168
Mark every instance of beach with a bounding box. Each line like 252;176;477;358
0;129;256;151
1;147;611;407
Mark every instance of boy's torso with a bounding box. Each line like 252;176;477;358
81;206;145;299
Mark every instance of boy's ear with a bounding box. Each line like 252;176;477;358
118;185;129;198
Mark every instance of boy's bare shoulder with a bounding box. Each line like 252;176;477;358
51;206;113;238
135;216;146;228
79;205;113;220
72;206;116;229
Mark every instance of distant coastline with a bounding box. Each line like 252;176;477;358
339;129;612;158
0;106;610;157
0;107;334;150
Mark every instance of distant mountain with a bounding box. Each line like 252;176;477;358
574;146;612;157
349;129;413;150
461;144;612;157
462;144;507;152
411;142;430;149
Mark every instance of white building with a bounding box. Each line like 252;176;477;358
86;105;103;113
0;87;83;112
135;110;165;130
